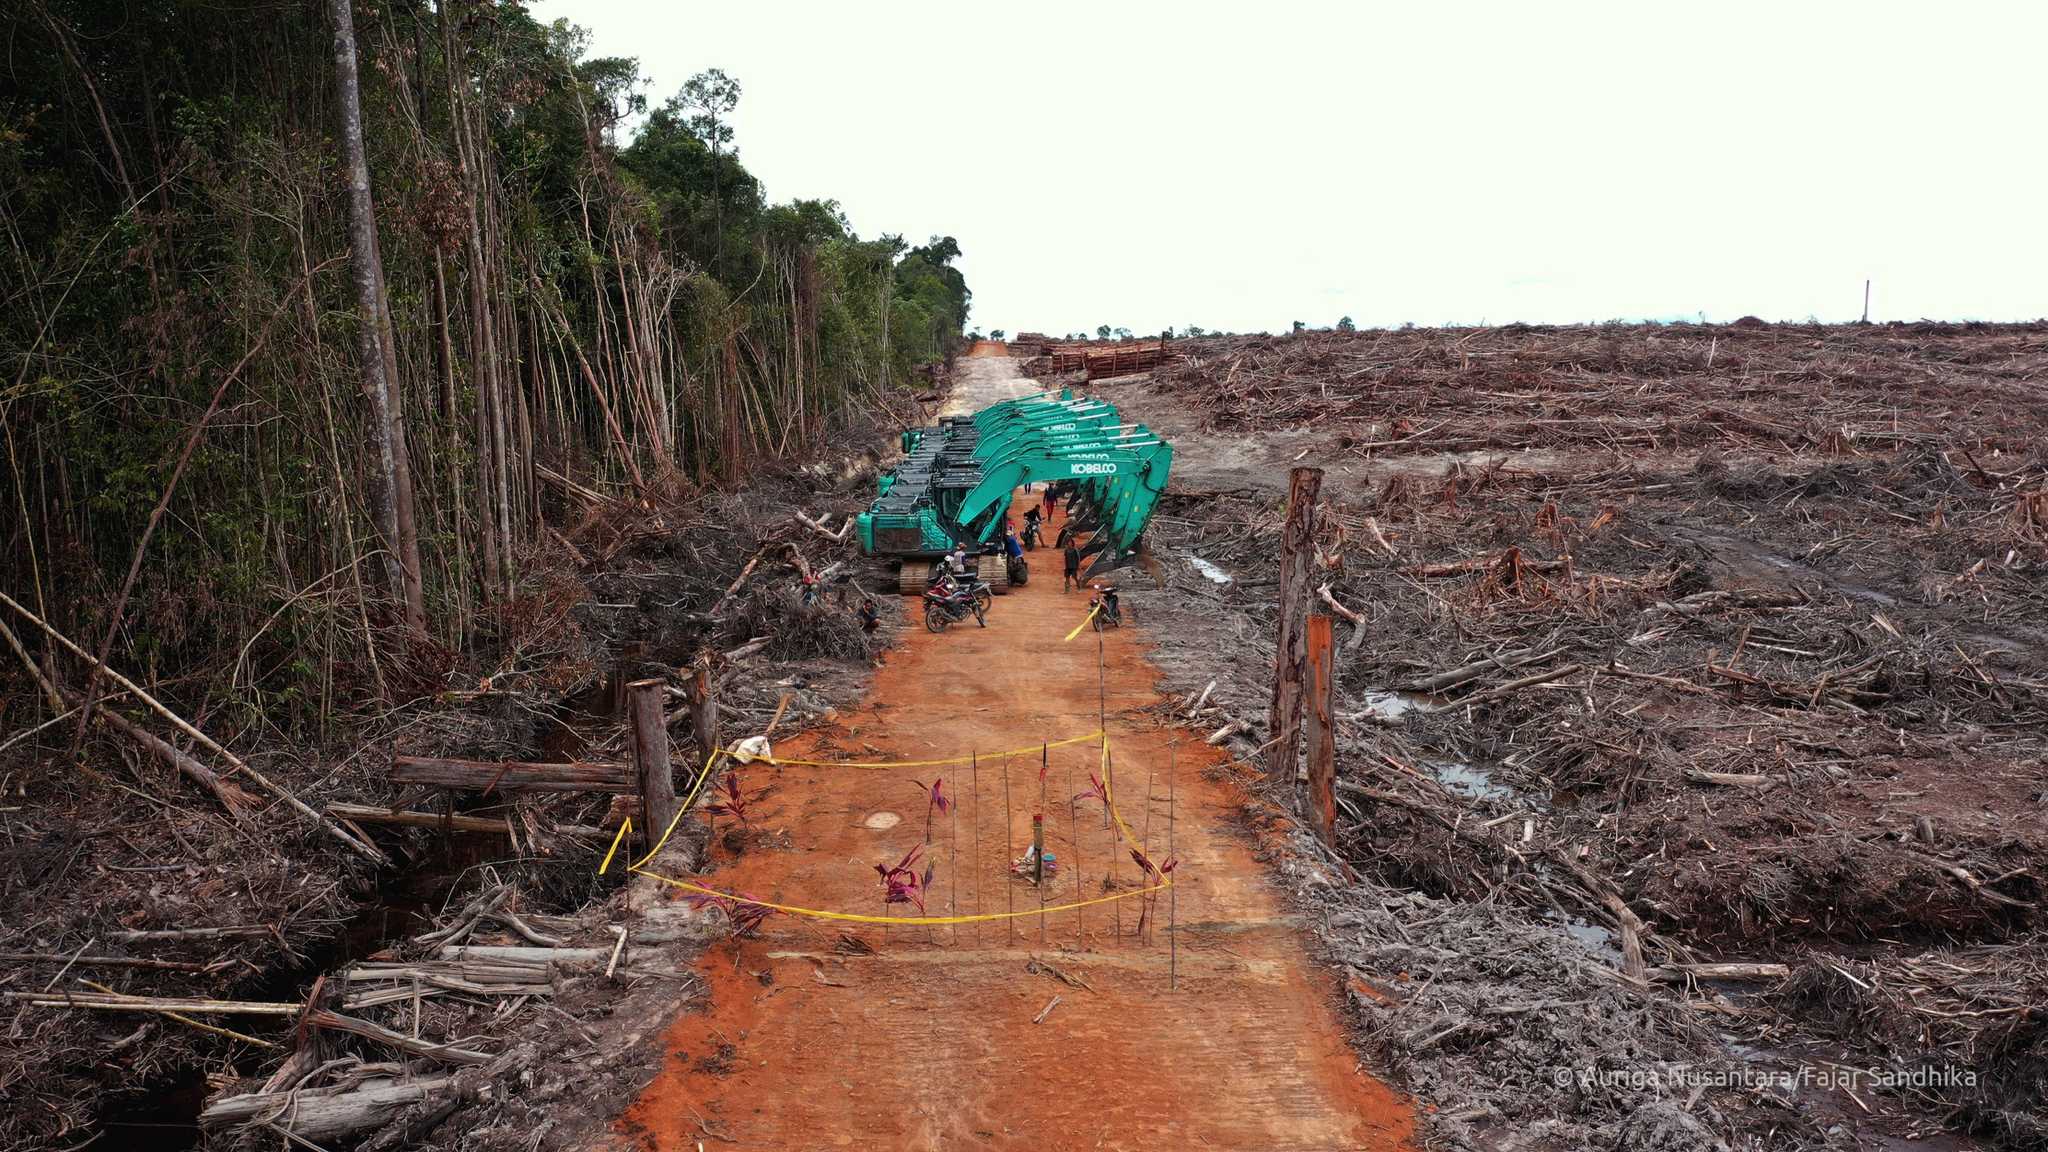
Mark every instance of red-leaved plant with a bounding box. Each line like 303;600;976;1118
685;889;776;938
1129;847;1178;937
1075;772;1113;829
704;770;751;824
874;844;933;915
910;778;951;842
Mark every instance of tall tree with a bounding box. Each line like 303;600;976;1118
330;0;425;631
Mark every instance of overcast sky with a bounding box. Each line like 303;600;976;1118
531;1;2047;335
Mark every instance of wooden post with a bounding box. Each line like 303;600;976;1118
1267;466;1323;786
681;658;718;771
1304;614;1337;844
627;679;676;856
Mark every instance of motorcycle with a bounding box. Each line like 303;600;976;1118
1088;585;1122;631
1021;517;1043;551
934;569;995;613
923;583;987;632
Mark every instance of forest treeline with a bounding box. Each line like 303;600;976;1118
1;0;970;731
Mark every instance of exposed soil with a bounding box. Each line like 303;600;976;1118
617;385;1418;1149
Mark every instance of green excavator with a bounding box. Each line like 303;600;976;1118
856;390;1173;593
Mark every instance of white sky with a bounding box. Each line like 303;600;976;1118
532;0;2048;335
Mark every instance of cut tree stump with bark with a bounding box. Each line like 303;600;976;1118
1266;466;1323;786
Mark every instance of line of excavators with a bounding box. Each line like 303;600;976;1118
854;389;1172;596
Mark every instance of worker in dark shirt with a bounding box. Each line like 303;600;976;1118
1063;540;1083;592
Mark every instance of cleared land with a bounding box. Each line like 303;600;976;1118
1076;321;2046;1151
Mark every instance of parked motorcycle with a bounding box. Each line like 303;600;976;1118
923;583;987;632
1088;584;1122;630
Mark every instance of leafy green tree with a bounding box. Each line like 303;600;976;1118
1336;315;1356;332
679;68;742;274
1096;325;1112;339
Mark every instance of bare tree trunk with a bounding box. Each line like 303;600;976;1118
331;0;425;633
1266;466;1322;785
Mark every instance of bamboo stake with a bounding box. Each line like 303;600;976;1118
971;751;982;945
1169;739;1178;989
1141;753;1156;942
1067;743;1084;949
1002;755;1015;947
1037;742;1048;944
949;776;960;947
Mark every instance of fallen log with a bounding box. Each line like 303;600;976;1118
390;755;632;794
325;802;608;838
709;545;771;616
795;510;854;543
4;991;302;1015
1406;647;1540;693
106;926;272;943
440;945;610;965
1451;662;1584;707
1683;769;1776;789
1647;963;1791;983
0;590;388;865
0;951;215;972
1205;719;1247;746
202;1077;462;1141
307;1008;492;1066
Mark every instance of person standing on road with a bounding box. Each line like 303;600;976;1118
1063;540;1082;592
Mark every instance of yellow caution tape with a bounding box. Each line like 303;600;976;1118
599;732;1172;928
597;820;632;876
599;746;732;875
1063;604;1101;642
634;869;1171;926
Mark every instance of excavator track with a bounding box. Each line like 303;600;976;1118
897;560;933;596
976;555;1011;595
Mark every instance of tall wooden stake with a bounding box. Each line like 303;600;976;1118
1168;739;1178;989
1305;614;1338;849
1268;465;1324;802
1141;753;1157;942
971;751;982;945
1067;745;1085;948
949;774;960;947
1108;746;1121;941
1037;743;1049;943
627;679;676;858
1002;755;1015;945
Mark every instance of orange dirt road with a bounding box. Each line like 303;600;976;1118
620;499;1417;1151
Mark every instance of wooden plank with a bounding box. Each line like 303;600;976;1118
389;755;632;793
